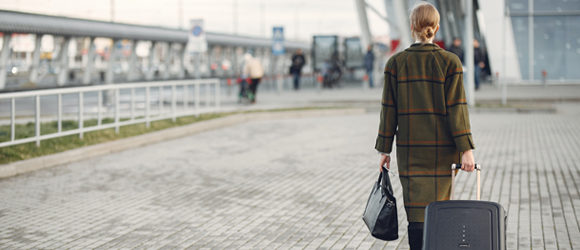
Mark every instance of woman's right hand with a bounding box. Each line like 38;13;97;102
379;154;391;171
461;150;475;172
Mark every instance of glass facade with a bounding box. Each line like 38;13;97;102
508;0;580;81
511;17;529;79
508;0;528;12
534;0;580;12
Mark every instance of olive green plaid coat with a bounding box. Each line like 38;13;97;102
375;43;475;222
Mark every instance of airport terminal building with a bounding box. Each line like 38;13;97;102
480;0;580;83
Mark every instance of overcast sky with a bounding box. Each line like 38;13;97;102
0;0;392;42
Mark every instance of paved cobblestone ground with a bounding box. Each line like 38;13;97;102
1;105;580;249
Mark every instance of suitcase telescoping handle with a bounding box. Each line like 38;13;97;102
450;163;481;201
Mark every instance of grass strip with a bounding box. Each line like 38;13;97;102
0;106;340;164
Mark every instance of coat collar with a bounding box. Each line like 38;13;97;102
405;43;442;52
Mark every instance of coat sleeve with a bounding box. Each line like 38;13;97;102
445;57;475;153
375;57;398;154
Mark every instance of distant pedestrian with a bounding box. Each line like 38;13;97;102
322;55;342;88
473;39;485;90
243;53;264;104
322;59;332;88
364;45;375;88
448;37;464;64
325;51;342;88
290;49;306;90
376;2;475;250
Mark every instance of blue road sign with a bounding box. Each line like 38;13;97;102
272;26;285;56
188;19;207;53
192;25;203;36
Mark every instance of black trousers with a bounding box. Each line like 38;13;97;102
292;72;301;90
238;80;248;98
249;78;261;102
408;222;424;250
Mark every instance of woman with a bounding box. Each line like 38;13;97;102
375;2;475;249
243;53;264;104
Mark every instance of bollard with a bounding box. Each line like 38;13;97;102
363;74;369;90
500;72;507;106
276;75;283;94
226;78;232;96
542;70;547;87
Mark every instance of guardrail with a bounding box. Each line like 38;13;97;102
0;79;220;148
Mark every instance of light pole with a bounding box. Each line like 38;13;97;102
110;0;115;22
464;0;475;106
233;0;238;35
178;0;183;29
354;0;372;52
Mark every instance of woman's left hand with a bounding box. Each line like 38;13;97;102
461;150;475;172
379;154;391;171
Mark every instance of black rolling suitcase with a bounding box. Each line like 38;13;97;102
423;164;506;250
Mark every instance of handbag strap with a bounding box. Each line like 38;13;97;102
380;167;394;196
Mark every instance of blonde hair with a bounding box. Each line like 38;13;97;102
410;2;440;42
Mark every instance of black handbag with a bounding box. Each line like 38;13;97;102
362;166;398;241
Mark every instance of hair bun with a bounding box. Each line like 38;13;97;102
421;27;434;39
425;27;434;38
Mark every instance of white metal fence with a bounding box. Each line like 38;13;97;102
0;79;220;148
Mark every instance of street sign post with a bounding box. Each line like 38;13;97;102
188;19;207;78
188;19;207;54
272;26;285;92
272;26;285;56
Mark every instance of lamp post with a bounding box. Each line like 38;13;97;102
464;0;475;106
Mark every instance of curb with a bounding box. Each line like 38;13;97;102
0;108;366;179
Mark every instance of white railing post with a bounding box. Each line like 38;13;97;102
97;90;102;126
10;98;15;141
205;83;210;108
57;93;62;133
194;82;200;117
35;95;40;147
115;88;120;134
79;92;84;139
146;86;150;128
159;86;164;116
130;87;135;120
216;80;220;109
171;84;176;122
184;84;189;110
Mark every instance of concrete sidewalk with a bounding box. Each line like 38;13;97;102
1;104;579;249
0;82;579;249
474;84;580;102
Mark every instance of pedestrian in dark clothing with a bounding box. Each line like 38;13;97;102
376;3;476;250
321;52;342;88
473;39;485;90
364;45;375;88
448;37;464;64
290;49;306;90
